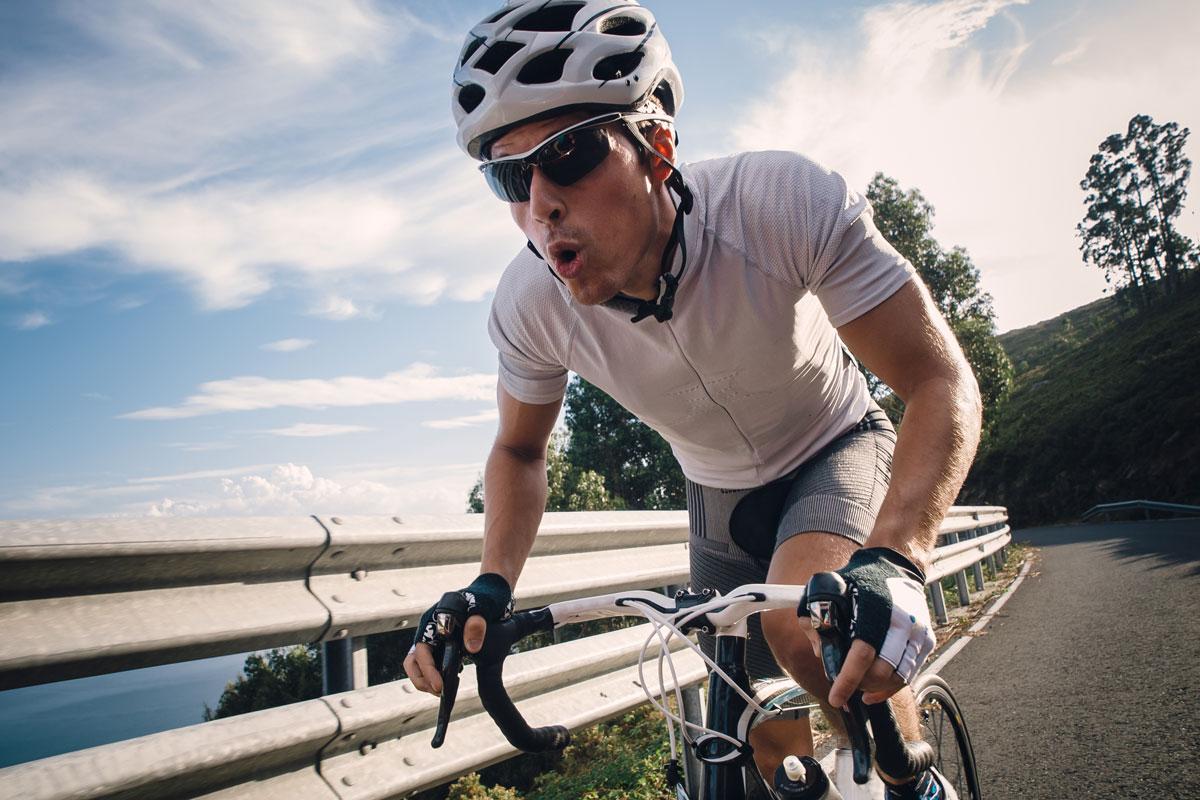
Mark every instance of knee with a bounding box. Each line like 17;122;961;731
760;609;827;691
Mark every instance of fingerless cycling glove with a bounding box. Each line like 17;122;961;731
836;547;936;683
416;573;515;652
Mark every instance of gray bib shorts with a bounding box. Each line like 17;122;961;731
687;407;897;680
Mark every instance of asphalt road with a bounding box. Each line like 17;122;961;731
938;518;1200;799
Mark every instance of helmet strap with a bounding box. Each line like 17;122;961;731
627;182;690;323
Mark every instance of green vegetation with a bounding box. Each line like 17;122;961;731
1078;115;1197;305
444;705;674;800
960;274;1200;525
203;645;322;720
865;174;1014;428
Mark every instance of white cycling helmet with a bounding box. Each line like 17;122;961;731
452;0;684;159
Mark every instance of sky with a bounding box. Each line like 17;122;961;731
1;0;1197;520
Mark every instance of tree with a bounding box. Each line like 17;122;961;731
866;174;1014;427
562;378;685;510
1078;114;1197;303
467;474;485;513
203;645;322;720
467;428;625;513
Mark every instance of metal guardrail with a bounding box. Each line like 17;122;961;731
1080;499;1200;521
0;506;1008;798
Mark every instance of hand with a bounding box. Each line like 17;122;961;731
402;573;514;696
825;547;936;708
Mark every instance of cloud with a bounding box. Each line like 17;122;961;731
310;295;368;321
0;1;522;311
142;462;480;517
128;463;281;485
261;338;315;352
16;311;51;330
423;408;500;430
1;461;482;517
264;423;374;438
1050;39;1089;67
120;362;494;420
168;442;238;453
82;392;110;401
727;0;1200;331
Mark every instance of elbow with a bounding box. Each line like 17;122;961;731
493;441;548;466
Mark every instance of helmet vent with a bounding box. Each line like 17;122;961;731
460;36;486;66
517;49;572;84
599;15;647;36
458;83;486;114
593;51;643;81
513;3;584;32
475;41;524;74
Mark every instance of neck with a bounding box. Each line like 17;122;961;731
623;185;680;301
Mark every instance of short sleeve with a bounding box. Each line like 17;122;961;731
810;210;916;327
487;253;571;405
719;151;916;327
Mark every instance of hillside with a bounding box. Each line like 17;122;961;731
960;276;1200;526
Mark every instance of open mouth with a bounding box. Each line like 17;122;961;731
550;245;583;280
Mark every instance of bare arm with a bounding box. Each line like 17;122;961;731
837;278;983;574
827;277;982;706
480;384;563;586
403;383;560;695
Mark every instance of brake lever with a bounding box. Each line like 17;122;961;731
430;591;469;749
806;572;873;785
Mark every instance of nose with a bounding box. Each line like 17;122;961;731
528;167;564;224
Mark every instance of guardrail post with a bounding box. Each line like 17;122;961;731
928;583;948;626
352;637;369;689
323;637;355;694
681;685;705;793
947;532;971;606
969;531;986;591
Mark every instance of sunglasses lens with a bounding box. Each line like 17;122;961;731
482;161;531;203
480;120;615;203
540;128;611;187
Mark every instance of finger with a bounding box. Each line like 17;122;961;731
803;627;822;660
828;640;876;708
861;662;906;705
412;643;443;695
464;615;488;653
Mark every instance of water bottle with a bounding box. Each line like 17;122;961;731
773;755;844;799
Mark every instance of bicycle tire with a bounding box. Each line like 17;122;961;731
912;673;982;800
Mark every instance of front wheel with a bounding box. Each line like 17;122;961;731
912;673;981;800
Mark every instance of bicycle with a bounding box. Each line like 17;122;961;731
427;571;981;799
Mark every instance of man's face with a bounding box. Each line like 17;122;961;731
489;112;665;305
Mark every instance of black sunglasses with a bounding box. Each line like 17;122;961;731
479;112;670;203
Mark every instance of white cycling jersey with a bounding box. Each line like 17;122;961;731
488;150;916;489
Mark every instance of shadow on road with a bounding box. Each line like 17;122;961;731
1013;517;1200;576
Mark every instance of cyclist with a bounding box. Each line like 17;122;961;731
406;2;981;797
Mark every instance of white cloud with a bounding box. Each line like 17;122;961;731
728;0;1200;331
423;408;500;430
16;311;51;330
264;423;374;438
143;462;478;517
1051;39;1090;67
120;362;494;420
262;338;315;352
82;392;110;401
2;461;482;517
168;442;238;453
310;295;368;321
128;463;281;485
113;296;147;311
0;1;522;311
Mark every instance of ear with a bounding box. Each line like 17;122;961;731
649;123;676;183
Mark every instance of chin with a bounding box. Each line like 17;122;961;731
566;280;616;306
